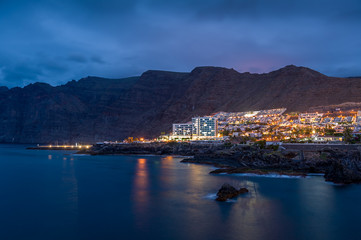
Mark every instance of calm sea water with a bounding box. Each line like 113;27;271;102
1;144;361;240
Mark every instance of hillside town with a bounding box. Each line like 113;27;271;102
157;107;361;144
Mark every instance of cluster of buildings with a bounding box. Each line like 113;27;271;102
164;108;361;143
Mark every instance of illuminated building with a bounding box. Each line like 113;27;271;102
172;123;194;137
192;117;218;138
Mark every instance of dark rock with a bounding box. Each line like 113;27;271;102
238;188;249;194
322;149;361;184
216;183;248;201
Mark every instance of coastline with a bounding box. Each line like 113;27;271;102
73;142;361;184
27;146;80;150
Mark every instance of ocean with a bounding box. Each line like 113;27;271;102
0;144;360;240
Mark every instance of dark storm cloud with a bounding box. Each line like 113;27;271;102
0;0;361;87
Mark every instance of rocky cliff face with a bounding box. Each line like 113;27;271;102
1;65;361;143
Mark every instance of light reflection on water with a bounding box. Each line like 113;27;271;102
2;145;361;240
159;156;176;188
61;156;79;214
131;157;294;240
133;158;149;227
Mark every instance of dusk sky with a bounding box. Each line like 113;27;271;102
1;0;361;87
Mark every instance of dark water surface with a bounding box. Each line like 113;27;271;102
1;144;361;240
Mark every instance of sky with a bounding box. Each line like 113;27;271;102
0;0;361;87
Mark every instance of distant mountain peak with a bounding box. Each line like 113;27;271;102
139;70;188;83
278;64;309;72
191;66;237;73
24;82;53;90
270;64;325;78
141;69;184;76
284;64;298;69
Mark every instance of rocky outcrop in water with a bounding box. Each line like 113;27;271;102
216;183;248;201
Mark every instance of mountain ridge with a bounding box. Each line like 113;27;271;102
1;65;361;143
0;65;326;90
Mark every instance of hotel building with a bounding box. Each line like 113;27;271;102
172;123;193;137
171;117;218;140
192;116;218;138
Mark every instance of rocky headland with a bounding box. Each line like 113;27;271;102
80;142;361;184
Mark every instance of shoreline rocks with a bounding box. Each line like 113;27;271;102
79;142;361;184
78;142;225;156
324;149;361;184
209;167;308;177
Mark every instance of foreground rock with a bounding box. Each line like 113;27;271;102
216;183;248;201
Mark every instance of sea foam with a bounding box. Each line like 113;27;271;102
232;173;307;179
203;193;217;200
203;193;238;202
